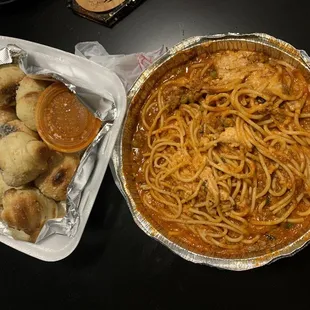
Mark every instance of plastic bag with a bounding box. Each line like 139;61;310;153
75;41;166;91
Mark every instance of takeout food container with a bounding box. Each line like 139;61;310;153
0;36;127;261
113;33;310;271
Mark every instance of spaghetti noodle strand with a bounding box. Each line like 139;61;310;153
130;49;310;256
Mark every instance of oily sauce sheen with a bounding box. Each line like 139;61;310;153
131;50;310;258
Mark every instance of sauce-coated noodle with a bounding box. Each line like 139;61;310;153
131;50;310;256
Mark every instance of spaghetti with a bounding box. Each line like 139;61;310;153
131;50;310;256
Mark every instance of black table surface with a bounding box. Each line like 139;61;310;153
1;0;310;309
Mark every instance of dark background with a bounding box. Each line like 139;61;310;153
0;0;309;309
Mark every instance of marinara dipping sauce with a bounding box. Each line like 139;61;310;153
36;83;101;153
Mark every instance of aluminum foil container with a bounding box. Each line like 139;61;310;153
112;33;310;271
0;36;127;261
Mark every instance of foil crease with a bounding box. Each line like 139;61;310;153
0;44;117;243
112;33;310;271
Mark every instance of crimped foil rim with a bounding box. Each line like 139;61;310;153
117;33;310;271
